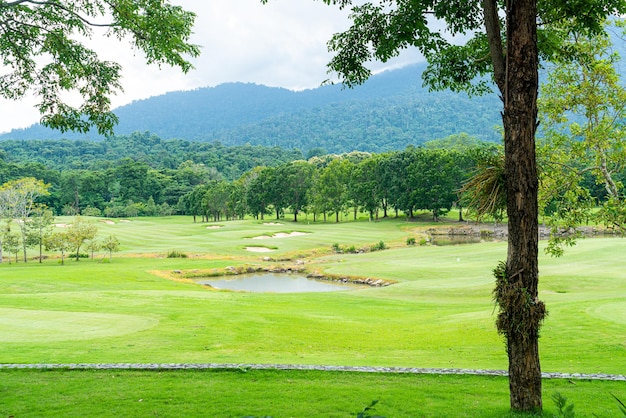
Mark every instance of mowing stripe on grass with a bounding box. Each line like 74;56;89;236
1;363;624;381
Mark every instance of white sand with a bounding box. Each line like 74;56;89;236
252;235;272;239
245;247;274;252
206;225;223;229
272;232;308;238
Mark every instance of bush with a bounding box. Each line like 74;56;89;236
370;240;387;252
406;237;416;246
82;206;102;217
345;245;358;254
167;250;188;258
331;243;341;253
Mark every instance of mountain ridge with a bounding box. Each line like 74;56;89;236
0;63;503;153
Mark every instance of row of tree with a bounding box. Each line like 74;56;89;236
0;132;495;218
0;178;119;264
177;147;483;223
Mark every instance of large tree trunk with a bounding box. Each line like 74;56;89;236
501;0;544;411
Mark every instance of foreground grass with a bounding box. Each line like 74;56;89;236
1;369;624;417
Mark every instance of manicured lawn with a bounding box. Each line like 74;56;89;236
1;369;624;417
0;216;624;415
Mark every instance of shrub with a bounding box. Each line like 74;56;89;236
167;250;188;258
370;240;387;252
82;206;102;217
345;245;358;254
331;243;341;253
406;237;416;246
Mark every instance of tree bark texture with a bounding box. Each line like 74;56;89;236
502;0;543;411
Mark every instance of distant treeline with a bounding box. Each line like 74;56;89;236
0;132;496;219
178;147;482;223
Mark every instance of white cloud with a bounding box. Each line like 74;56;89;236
0;1;424;134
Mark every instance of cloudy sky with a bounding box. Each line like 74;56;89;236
0;1;423;134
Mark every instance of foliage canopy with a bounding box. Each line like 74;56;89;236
0;0;199;134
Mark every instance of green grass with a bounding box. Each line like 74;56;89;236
1;216;625;415
1;369;624;417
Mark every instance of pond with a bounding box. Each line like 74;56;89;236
429;235;495;246
195;273;361;293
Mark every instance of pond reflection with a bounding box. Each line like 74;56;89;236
196;273;361;293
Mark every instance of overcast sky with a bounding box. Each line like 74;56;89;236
0;1;423;134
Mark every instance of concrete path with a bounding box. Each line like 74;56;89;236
1;363;624;381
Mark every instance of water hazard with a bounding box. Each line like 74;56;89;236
196;273;361;293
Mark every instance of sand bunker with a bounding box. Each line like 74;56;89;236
54;223;68;228
119;219;131;223
263;222;283;226
273;232;307;238
102;220;115;225
245;247;275;252
206;225;223;229
252;232;308;239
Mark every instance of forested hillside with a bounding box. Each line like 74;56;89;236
0;132;303;179
0;63;503;152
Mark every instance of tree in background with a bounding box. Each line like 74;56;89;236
0;178;50;262
25;205;55;263
44;231;71;265
279;161;315;222
349;156;382;221
0;1;199;134
86;239;101;260
408;149;461;220
261;0;626;411
313;158;351;222
101;235;120;262
65;217;98;261
2;228;20;264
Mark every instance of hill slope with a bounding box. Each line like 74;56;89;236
1;63;503;153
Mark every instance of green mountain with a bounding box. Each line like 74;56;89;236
0;63;503;153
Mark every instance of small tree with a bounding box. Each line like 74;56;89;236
66;217;98;261
86;239;101;260
25;206;55;263
101;235;121;262
44;232;71;265
2;229;20;264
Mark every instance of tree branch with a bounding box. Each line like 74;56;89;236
482;0;506;94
